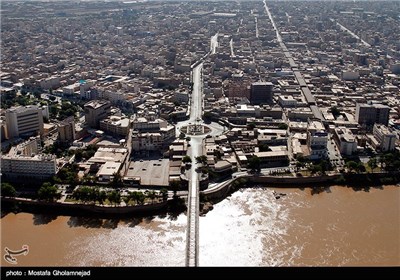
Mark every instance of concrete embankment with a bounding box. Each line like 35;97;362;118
201;172;399;201
1;197;170;216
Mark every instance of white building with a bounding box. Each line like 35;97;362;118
99;115;131;137
278;95;297;107
63;83;80;95
5;105;44;139
131;125;175;152
40;76;60;90
1;137;57;179
342;71;360;81
373;124;396;152
1;155;57;179
132;117;168;132
96;161;122;182
174;90;189;104
307;120;328;160
333;127;357;156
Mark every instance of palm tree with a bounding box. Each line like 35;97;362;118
98;190;107;205
169;180;181;198
159;188;168;201
368;157;377;173
129;191;145;205
107;190;121;206
147;190;157;204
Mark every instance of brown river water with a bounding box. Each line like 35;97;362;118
1;185;399;266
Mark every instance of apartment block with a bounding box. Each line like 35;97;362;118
307;120;328;160
373;124;396;152
84;100;111;128
5;105;44;139
1;137;56;179
333;127;357;156
99;115;130;137
355;103;390;127
250;82;273;105
58;116;76;143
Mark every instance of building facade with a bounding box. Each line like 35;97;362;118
250;82;273;105
307;120;328;160
99;116;130;137
373;124;396;152
333;127;357;156
58;116;76;143
355;103;390;127
84;100;111;128
5;105;44;139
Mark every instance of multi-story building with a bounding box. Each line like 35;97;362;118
99;116;130;137
0;118;6;142
1;137;57;179
278;95;297;107
58;116;76;143
84;100;111;128
131;125;175;152
355;103;390;127
333;127;357;156
132;117;168;132
5;105;44;139
373;124;396;152
250;82;273;105
307;120;328;160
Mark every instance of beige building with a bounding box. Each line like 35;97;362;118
1;137;57;179
84;100;111;128
131;125;175;152
99;115;130;137
333;127;357;156
5;105;44;139
307;120;328;160
58;116;76;143
373;124;396;152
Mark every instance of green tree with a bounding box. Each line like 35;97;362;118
330;106;341;118
259;144;271;152
74;150;83;161
73;186;93;203
295;161;304;172
159;188;168;201
247;123;256;130
38;183;60;202
129;191;145;205
368;157;377;173
169;180;181;197
107;190;121;206
248;155;261;172
357;162;366;173
278;123;288;130
98;190;107;205
195;155;208;164
110;172;123;188
182;155;192;163
146;190;157;204
346;161;358;173
1;183;16;197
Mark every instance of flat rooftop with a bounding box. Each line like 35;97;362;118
125;159;170;186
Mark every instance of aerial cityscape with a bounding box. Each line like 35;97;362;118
1;0;399;268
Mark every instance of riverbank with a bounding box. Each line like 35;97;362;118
199;171;400;214
2;171;398;218
1;196;186;218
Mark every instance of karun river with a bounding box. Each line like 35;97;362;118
1;186;399;266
